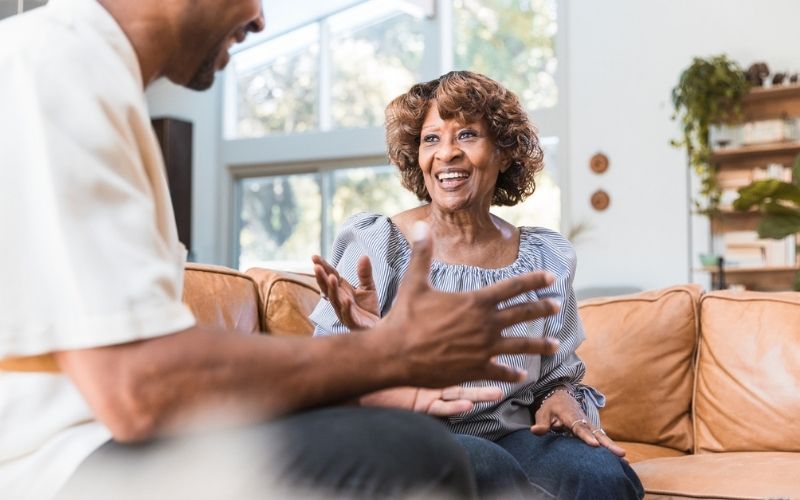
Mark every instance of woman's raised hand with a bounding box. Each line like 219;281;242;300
312;254;380;330
530;388;627;459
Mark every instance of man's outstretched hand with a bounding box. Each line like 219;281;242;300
375;222;560;388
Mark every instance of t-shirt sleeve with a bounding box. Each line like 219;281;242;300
0;50;195;357
310;213;403;336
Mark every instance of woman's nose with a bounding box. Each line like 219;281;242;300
434;140;461;162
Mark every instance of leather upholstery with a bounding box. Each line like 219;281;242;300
183;263;261;334
632;452;800;499
577;285;701;453
615;442;686;464
694;290;800;454
245;268;321;337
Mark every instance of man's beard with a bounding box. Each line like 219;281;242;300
186;40;226;91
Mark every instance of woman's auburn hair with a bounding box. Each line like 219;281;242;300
385;70;544;206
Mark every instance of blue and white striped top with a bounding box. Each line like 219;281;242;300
310;212;604;440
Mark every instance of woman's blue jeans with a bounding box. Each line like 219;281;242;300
456;430;644;499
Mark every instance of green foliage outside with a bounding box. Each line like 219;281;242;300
453;0;557;110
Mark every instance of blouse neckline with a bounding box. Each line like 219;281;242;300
386;216;538;274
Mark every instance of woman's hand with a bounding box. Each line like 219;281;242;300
312;254;380;329
530;389;627;459
360;386;503;417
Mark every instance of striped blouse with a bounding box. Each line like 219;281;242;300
310;212;604;441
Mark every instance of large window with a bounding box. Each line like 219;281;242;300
229;1;425;138
236;164;419;271
224;0;564;271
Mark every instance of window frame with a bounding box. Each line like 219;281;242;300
219;0;570;269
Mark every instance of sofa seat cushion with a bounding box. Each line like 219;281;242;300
577;285;701;453
632;452;800;499
616;442;686;464
183;263;262;334
695;290;800;453
245;268;320;336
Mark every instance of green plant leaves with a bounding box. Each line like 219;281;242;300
671;55;750;213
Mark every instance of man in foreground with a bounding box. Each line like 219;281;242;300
0;1;561;498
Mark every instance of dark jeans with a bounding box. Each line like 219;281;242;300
456;430;644;500
57;407;476;500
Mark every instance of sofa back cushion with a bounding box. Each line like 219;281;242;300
577;285;700;452
245;268;320;336
183;263;262;334
695;290;800;453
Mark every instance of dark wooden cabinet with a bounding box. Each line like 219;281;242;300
152;117;193;257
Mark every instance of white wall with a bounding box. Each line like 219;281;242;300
566;0;800;291
145;79;222;264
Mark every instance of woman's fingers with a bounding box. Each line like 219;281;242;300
440;385;503;403
569;418;600;447
426;399;474;417
356;255;376;291
593;430;627;458
313;263;330;297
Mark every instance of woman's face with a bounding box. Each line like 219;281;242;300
418;102;505;213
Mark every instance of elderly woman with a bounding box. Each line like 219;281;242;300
309;71;643;499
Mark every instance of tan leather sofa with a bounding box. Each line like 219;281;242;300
188;266;799;498
4;265;797;498
578;285;800;499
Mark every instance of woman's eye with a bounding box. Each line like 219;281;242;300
458;130;477;140
423;134;439;143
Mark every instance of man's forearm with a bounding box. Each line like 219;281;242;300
56;324;403;442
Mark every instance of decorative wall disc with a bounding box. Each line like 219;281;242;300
591;189;610;211
590;153;609;174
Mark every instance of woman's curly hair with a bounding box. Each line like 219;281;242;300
385;71;544;206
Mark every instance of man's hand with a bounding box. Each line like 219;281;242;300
312;254;380;330
375;222;560;388
360;385;503;417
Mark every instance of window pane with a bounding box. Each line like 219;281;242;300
237;173;321;271
453;0;558;111
232;25;319;137
327;165;419;250
492;138;560;230
329;5;424;129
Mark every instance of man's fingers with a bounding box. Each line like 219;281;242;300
440;385;503;403
490;337;559;357
401;221;433;292
356;255;376;291
494;299;560;330
475;271;555;304
480;361;528;384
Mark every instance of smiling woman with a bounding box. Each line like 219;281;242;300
307;71;644;499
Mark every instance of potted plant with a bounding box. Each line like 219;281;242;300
671;55;751;214
733;154;800;290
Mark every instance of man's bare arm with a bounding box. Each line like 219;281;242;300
55;225;560;442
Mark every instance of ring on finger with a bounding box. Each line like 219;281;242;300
591;428;607;437
569;418;588;434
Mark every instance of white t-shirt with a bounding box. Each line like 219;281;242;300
0;1;196;498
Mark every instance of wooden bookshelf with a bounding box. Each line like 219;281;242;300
703;84;800;291
741;84;800;122
712;141;800;170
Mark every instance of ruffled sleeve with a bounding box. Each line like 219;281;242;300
309;212;408;336
527;227;606;427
